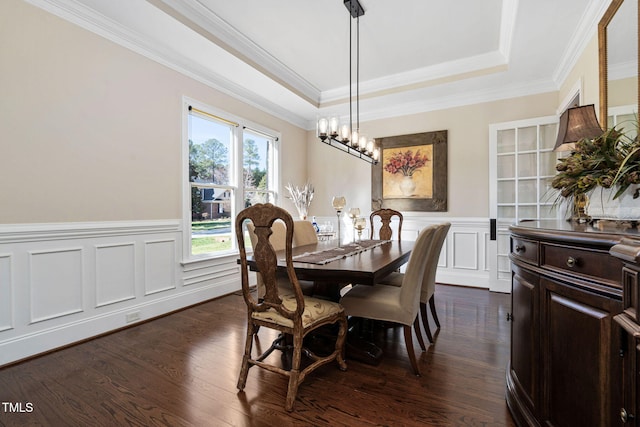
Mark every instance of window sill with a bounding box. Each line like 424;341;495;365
181;250;239;268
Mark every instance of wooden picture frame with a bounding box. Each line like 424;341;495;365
372;130;448;212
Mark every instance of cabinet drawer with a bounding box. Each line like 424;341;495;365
541;243;622;286
512;237;538;265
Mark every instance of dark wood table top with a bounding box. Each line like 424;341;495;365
247;239;414;285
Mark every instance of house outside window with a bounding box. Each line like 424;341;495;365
185;100;279;259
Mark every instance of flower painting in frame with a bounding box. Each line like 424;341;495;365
372;130;447;212
382;146;433;198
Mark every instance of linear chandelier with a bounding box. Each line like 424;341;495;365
316;0;379;165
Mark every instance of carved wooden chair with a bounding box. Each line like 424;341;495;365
246;220;286;299
369;208;403;240
376;222;450;343
247;220;316;299
236;203;347;411
340;224;438;375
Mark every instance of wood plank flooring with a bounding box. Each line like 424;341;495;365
0;285;515;426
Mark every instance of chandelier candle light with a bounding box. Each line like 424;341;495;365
316;0;380;165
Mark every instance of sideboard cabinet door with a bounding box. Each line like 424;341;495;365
510;264;540;419
541;277;622;427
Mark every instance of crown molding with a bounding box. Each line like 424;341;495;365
321;0;517;104
151;0;321;104
499;0;518;60
312;77;558;130
320;51;508;104
24;0;310;128
552;0;609;87
24;0;593;132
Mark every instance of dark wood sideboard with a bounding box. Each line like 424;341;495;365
507;220;640;426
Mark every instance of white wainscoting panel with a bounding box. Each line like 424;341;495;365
0;217;497;366
315;215;492;289
452;231;479;270
144;239;177;295
0;254;12;332
96;243;136;307
438;237;449;268
0;220;241;367
29;248;84;323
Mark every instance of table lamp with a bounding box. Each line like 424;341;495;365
553;104;603;221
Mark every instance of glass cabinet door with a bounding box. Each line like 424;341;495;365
489;116;560;292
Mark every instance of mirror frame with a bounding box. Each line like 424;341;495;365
598;0;640;129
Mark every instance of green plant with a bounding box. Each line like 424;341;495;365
551;123;640;202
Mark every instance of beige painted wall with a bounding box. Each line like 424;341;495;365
308;92;559;217
2;0;603;223
610;77;638;108
307;33;601;218
558;34;600;110
0;0;307;224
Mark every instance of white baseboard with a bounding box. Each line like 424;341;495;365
0;279;239;367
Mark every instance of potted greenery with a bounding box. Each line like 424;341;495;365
551;122;640;219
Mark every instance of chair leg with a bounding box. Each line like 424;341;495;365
413;316;426;351
285;332;303;412
237;321;255;390
402;325;421;376
429;295;440;329
420;302;433;343
335;315;348;371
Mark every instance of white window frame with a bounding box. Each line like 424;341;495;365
182;97;281;262
242;128;280;207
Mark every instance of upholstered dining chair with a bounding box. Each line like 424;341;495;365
236;203;348;411
292;220;319;247
377;223;451;343
339;224;438;376
369;208;403;240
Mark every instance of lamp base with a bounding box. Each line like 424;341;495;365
570;193;590;223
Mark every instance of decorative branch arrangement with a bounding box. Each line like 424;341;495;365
285;182;314;220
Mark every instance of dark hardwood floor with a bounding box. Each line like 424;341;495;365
0;284;515;426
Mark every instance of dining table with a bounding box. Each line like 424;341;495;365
244;238;415;365
267;238;412;283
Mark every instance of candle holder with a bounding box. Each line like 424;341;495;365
354;217;367;242
332;196;347;247
348;207;360;241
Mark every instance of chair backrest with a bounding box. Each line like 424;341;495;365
420;223;451;303
292;220;318;247
370;208;403;240
397;225;439;324
246;220;287;251
236;204;305;323
246;220;287;299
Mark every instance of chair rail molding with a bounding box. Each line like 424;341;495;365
0;220;241;367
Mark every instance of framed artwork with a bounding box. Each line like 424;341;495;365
371;130;447;211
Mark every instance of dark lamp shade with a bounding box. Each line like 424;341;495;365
554;104;603;151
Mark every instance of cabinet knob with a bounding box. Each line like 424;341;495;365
620;407;635;423
566;256;577;268
506;313;513;321
515;245;525;253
